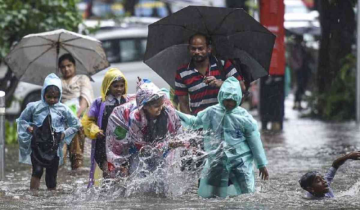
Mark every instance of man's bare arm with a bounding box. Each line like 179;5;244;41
77;96;88;118
332;151;360;169
178;95;191;114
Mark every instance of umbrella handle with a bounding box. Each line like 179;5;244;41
230;58;252;90
56;43;60;72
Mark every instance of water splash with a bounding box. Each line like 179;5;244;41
337;179;360;197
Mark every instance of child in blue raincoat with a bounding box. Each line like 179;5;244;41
176;76;269;198
17;73;80;190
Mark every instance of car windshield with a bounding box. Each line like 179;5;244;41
102;38;147;63
285;2;309;14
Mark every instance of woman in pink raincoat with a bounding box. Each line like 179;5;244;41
106;79;182;177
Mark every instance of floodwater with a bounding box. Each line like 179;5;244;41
1;97;360;210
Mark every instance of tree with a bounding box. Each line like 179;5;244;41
314;0;356;117
0;0;83;106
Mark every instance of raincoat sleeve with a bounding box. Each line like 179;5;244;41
17;102;36;163
81;99;102;139
128;118;145;143
244;114;267;169
162;89;182;134
63;106;81;145
81;113;101;140
106;105;133;168
175;109;205;130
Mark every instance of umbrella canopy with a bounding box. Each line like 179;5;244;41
5;29;109;85
144;6;276;89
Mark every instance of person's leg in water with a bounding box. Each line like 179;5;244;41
30;176;41;190
45;156;60;190
94;135;109;179
294;70;305;110
101;161;109;178
228;160;254;195
30;155;44;190
68;130;85;170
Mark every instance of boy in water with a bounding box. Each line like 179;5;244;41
176;76;269;198
17;73;80;190
299;151;360;199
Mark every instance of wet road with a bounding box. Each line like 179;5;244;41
1;96;360;210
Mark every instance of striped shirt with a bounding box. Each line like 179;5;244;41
175;56;242;115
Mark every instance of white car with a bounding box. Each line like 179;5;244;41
6;25;170;115
90;27;170;97
284;0;320;35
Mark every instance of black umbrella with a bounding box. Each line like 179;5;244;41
144;6;276;89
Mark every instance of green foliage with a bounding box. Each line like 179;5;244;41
5;120;17;145
245;0;258;17
0;0;83;61
307;54;356;121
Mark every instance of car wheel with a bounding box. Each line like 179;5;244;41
21;91;41;112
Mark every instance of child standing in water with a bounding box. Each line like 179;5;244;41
82;68;134;187
299;151;360;199
17;73;80;190
176;76;269;198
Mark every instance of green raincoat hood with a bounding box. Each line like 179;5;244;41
218;76;242;110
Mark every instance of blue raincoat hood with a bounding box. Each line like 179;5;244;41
41;73;62;104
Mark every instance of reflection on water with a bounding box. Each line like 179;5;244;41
1;104;360;209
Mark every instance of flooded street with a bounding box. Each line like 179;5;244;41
1;96;360;210
1;0;359;209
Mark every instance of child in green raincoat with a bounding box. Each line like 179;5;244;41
176;76;269;198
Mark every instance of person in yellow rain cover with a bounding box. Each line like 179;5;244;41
82;68;134;187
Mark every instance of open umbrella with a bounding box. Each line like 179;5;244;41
5;29;110;85
144;6;276;89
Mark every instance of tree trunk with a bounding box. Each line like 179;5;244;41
316;0;355;112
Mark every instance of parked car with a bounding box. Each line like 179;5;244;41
90;26;170;97
78;0;170;19
6;25;170;116
284;0;320;35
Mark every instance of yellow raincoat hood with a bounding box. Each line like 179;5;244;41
101;68;128;101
